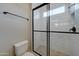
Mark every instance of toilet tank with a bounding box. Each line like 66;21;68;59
14;40;28;56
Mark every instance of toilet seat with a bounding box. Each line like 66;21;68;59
22;52;35;56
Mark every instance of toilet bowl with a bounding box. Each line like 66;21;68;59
14;40;35;56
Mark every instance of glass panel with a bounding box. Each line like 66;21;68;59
34;5;48;31
50;3;73;32
50;33;79;56
71;34;79;56
50;33;72;56
74;4;79;32
34;32;47;56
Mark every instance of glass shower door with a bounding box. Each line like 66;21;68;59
49;3;79;56
50;3;73;56
33;3;79;56
33;4;49;56
71;3;79;56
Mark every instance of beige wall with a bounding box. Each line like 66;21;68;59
0;3;32;56
32;3;42;9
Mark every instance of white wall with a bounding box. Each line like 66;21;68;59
0;3;32;56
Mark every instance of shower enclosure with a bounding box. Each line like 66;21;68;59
32;3;79;56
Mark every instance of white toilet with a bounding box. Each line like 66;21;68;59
14;40;35;56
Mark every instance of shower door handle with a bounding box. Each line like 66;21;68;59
69;26;76;32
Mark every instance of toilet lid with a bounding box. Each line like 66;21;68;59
22;52;35;56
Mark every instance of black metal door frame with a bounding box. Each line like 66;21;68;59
32;3;50;56
32;3;79;56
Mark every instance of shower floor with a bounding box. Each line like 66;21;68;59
35;46;68;56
